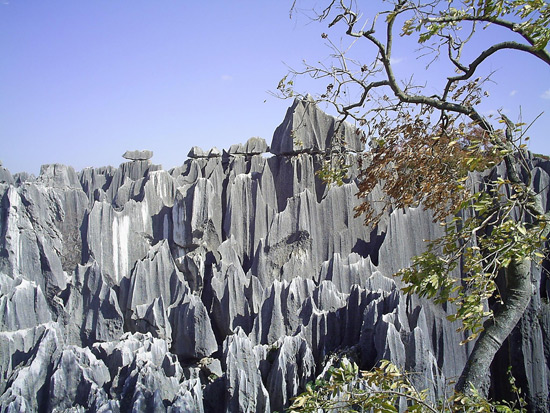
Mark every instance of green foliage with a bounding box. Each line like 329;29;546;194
288;358;526;412
278;75;295;98
402;0;550;50
290;129;305;149
398;178;548;343
316;133;354;186
317;155;350;186
288;359;431;412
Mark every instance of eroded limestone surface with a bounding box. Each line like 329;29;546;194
0;99;549;411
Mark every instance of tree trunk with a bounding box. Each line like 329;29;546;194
455;258;533;395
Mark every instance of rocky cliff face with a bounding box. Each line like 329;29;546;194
1;99;549;412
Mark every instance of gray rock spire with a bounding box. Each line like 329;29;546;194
270;97;363;155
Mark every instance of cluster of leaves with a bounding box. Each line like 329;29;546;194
288;358;526;412
316;132;355;186
290;128;305;149
354;107;503;226
401;0;550;50
399;181;548;343
289;358;432;412
278;75;295;98
317;154;351;186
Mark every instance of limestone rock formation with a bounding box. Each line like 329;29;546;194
0;164;14;185
123;149;153;161
227;137;268;156
0;97;548;411
244;137;268;154
188;146;206;158
208;147;222;158
270;96;363;155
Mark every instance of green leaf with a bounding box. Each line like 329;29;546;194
378;401;398;412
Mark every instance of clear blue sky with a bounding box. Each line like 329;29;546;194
1;1;549;175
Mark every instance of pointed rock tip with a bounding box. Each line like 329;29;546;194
304;93;316;103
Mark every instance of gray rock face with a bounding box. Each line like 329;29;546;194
265;333;315;411
227;137;269;156
227;143;245;155
13;172;36;185
0;101;549;411
38;164;82;189
244;137;268;154
0;323;62;411
121;241;187;314
207;147;222;158
173;178;222;250
63;260;124;346
92;332;184;409
188;146;206;158
171;294;218;360
0;274;51;331
270;97;363;155
48;346;111;411
224;328;270;413
123;149;153;161
187;146;222;159
86;200;152;283
206;249;258;337
0;166;14;185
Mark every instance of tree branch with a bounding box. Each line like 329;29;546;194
450;41;550;86
330;2;494;132
426;13;548;51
